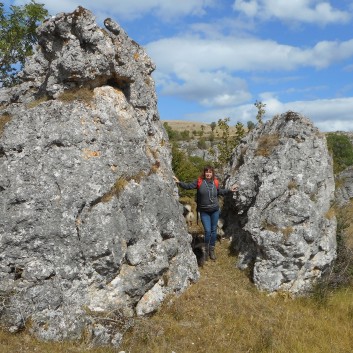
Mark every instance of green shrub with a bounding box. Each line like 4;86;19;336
326;133;353;174
180;130;190;141
216;118;241;166
171;143;211;198
197;137;207;149
163;122;182;141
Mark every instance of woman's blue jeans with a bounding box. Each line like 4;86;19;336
200;209;219;247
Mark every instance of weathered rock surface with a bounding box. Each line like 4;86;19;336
0;7;198;345
333;132;353;206
335;166;353;206
177;140;219;162
224;112;337;294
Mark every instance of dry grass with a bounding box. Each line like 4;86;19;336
2;242;353;352
255;134;280;157
261;220;280;233
26;95;49;109
325;207;336;220
287;180;298;190
120;241;353;353
282;226;294;240
58;87;94;104
100;176;129;203
338;200;353;252
162;120;241;138
0;112;11;136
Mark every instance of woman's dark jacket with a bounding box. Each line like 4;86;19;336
178;179;231;213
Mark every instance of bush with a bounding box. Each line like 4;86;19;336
197;137;207;149
326;133;353;174
312;201;353;304
171;143;210;198
163;122;181;141
180;130;190;141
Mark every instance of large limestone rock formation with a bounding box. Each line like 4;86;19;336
0;7;198;346
224;112;337;294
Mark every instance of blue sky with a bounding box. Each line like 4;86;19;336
6;0;353;131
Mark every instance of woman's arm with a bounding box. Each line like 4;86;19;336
218;184;238;196
173;176;198;190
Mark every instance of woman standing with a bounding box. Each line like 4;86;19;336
173;166;237;261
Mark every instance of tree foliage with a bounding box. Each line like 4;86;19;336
326;133;353;174
0;0;48;86
247;120;255;131
254;100;266;125
171;143;209;197
216;118;240;166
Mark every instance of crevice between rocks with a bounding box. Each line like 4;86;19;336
75;202;86;241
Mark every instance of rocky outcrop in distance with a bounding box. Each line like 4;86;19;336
0;7;199;346
224;112;337;294
335;166;353;206
332;132;353;206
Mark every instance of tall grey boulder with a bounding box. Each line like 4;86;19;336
0;7;199;346
224;112;336;294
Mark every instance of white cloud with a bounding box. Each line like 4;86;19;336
147;35;353;72
13;0;216;21
147;34;353;108
233;0;351;25
154;67;251;107
185;96;353;132
233;0;259;17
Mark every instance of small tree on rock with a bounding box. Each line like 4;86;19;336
254;100;266;125
0;1;48;86
210;121;217;132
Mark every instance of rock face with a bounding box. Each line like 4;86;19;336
177;140;219;162
224;112;337;294
335;166;353;206
0;7;199;345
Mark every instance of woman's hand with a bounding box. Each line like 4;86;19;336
172;176;180;184
230;184;238;192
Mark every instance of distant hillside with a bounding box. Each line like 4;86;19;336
162;120;211;132
162;119;242;137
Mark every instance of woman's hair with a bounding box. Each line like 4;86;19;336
200;165;215;179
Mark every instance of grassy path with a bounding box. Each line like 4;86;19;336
2;240;353;352
121;240;353;353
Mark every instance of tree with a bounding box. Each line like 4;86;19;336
0;1;48;86
210;121;217;132
180;129;190;141
171;142;209;198
217;117;236;166
254;100;266;125
234;121;245;145
163;122;181;141
216;118;245;168
326;133;353;174
197;137;207;150
247;120;255;131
